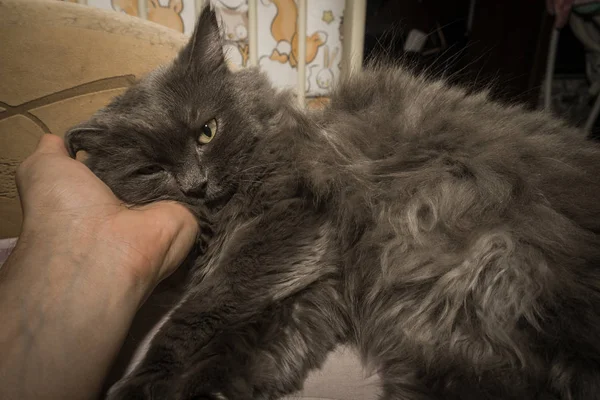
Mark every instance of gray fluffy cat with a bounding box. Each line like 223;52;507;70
65;8;600;400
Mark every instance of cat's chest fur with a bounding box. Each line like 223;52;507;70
190;170;341;286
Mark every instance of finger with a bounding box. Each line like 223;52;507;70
34;133;69;157
17;134;69;188
141;202;199;280
136;201;197;224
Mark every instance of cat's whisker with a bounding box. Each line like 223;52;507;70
238;179;273;185
237;161;287;175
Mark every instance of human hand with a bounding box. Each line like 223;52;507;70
16;133;199;296
0;133;198;400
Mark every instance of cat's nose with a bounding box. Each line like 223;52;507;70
181;179;207;197
178;174;208;197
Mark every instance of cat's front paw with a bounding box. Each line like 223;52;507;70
106;373;173;400
174;380;246;400
173;364;253;400
176;387;245;400
190;392;230;400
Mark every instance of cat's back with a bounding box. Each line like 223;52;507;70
327;63;594;158
320;65;600;399
323;65;600;234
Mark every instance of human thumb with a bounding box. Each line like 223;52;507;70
141;201;199;283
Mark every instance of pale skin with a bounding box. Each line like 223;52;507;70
0;134;198;400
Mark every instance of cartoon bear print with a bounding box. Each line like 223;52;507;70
213;0;249;42
111;0;184;33
262;0;328;68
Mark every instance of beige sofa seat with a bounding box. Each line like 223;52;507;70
0;1;380;398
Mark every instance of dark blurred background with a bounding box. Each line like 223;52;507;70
363;0;599;139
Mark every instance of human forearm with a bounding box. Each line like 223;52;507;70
0;232;142;400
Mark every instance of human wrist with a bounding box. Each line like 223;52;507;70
0;228;142;400
1;221;144;327
18;214;156;305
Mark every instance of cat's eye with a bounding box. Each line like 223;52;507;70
135;165;164;175
198;118;217;144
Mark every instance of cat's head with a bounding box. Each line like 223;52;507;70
65;8;284;211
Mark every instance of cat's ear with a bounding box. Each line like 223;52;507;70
64;123;105;158
175;6;226;73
